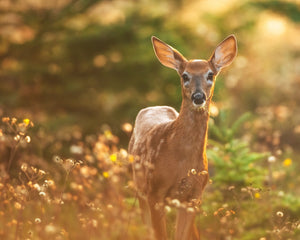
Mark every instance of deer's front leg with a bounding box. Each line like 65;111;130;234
175;208;199;240
148;197;168;240
137;195;152;226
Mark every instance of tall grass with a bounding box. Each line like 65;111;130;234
0;116;299;240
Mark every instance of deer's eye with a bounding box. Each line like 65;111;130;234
182;73;190;83
207;72;214;82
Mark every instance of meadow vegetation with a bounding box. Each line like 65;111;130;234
0;114;299;239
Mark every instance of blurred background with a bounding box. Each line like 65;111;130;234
1;1;300;239
1;0;299;148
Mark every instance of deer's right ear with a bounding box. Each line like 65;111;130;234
151;36;187;71
209;35;237;72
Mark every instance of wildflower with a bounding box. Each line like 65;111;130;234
45;224;57;234
198;170;208;176
254;192;261;199
91;219;98;228
128;155;134;163
33;183;41;191
21;163;28;172
11;219;18;225
35;218;41;224
171;199;180;208
53;155;61;163
164;206;171;213
31;166;38;173
187;207;195;213
276;211;284;217
278;191;284;197
70;145;83;155
102;172;109;178
121;123;133;133
80;166;90;178
14;135;20;142
119;148;128;158
27;181;33;188
25;136;31;143
11;117;17;124
283;158;292;167
2;117;10;123
38;169;46;176
268;155;276;163
14;202;22;210
44;179;55;189
104;130;112;139
63;159;74;171
23;118;30;126
110;153;117;162
39;192;46;197
134;163;141;170
107;204;113;209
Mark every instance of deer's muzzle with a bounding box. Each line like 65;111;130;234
191;92;206;107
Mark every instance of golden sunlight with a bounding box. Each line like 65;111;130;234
262;15;286;36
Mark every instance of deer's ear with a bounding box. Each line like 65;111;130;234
152;36;187;71
209;35;237;72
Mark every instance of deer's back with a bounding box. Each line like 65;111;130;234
129;106;178;154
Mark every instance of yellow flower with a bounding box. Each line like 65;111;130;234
23;118;30;126
283;158;292;167
110;154;117;162
254;192;261;199
128;155;134;163
104;130;112;139
103;172;109;178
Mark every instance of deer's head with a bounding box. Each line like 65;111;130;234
152;35;237;110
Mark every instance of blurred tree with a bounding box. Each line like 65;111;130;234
0;0;299;148
0;0;191;138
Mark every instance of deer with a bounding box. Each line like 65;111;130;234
128;34;237;240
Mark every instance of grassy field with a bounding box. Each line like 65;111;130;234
0;116;299;240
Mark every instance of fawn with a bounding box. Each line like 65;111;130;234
129;35;237;240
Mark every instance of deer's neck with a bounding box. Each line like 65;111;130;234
173;99;210;170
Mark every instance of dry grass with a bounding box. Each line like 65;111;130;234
0;117;299;240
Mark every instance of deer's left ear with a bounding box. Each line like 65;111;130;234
152;36;187;72
209;35;237;72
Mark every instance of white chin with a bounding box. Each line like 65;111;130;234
193;101;206;110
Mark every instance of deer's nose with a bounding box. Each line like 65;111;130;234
191;92;206;106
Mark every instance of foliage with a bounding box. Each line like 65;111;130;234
208;112;268;188
251;0;300;23
201;111;300;240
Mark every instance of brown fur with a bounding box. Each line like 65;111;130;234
129;35;237;240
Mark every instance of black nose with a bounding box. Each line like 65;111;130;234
191;92;206;105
